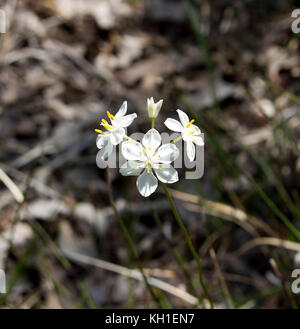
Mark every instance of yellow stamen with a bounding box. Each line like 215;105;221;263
107;111;115;120
146;170;151;174
94;129;103;134
147;148;151;150
158;167;162;171
103;124;112;130
102;119;108;125
98;134;104;137
186;119;195;128
125;136;131;140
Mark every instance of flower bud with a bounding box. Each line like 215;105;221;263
147;97;163;119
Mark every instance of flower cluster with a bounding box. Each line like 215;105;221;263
95;98;204;197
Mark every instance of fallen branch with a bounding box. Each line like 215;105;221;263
234;237;300;257
167;188;277;237
63;249;199;306
0;168;24;204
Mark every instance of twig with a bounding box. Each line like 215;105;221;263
0;168;24;204
62;248;198;306
234;237;300;257
185;203;259;237
167;188;277;237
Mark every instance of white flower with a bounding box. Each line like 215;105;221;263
120;129;179;197
95;101;137;160
147;97;163;119
164;109;204;162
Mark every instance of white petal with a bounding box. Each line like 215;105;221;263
192;135;204;146
153;99;163;118
177;109;190;127
153;144;179;164
186;140;195;162
182;124;201;142
113;113;137;128
122;140;146;161
142;128;161;157
190;124;201;135
154;166;178;184
136;170;158;197
115;101;127;119
96;134;109;149
110;127;125;145
164;118;183;132
147;98;154;117
102;140;113;161
120;161;145;176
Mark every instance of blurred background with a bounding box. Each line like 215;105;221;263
0;0;300;309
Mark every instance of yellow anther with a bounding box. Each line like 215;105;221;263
147;148;151;150
125;136;131;140
98;134;104;137
102;123;113;131
186;119;195;128
94;129;103;134
146;170;151;174
101;111;116;130
158;167;162;171
107;111;115;120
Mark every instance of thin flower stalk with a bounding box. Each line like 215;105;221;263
160;181;214;309
94;99;209;308
106;168;167;308
147;199;204;307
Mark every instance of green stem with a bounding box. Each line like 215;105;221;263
151;117;155;129
171;135;183;144
209;248;234;309
106;168;166;308
147;199;204;307
160;182;214;309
